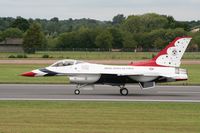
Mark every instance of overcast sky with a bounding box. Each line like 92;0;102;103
0;0;199;21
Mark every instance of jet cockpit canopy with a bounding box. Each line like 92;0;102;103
50;59;84;67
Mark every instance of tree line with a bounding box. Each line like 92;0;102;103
0;13;200;53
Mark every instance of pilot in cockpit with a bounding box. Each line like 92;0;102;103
51;60;75;67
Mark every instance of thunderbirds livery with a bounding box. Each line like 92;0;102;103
21;37;192;95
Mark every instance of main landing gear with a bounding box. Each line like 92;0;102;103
74;85;81;95
119;85;129;96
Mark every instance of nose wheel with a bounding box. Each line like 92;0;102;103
120;87;129;96
74;89;80;95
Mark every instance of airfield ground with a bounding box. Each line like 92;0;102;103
0;101;200;133
1;51;200;60
0;56;200;133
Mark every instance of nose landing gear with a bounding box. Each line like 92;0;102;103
74;89;80;95
74;84;92;95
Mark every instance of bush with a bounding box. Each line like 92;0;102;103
58;56;64;58
42;54;49;58
111;55;116;59
8;55;16;58
142;56;150;59
16;54;28;58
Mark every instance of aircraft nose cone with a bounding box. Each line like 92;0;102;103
21;71;36;77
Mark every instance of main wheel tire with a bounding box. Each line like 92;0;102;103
120;88;129;96
74;89;80;95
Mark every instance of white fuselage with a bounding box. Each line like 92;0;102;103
38;62;187;84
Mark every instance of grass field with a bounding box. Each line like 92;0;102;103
1;51;200;60
0;101;199;133
0;64;199;85
0;51;157;60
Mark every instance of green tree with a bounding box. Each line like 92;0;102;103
141;13;168;31
23;23;46;53
50;17;59;22
11;16;30;31
47;37;58;50
123;13;168;33
153;37;166;49
165;28;187;42
0;17;15;31
46;18;60;36
165;16;176;29
132;32;149;49
2;28;23;39
108;28;123;48
122;32;137;49
192;32;200;50
145;29;166;48
76;27;97;48
56;32;76;49
0;31;3;41
112;14;125;25
95;30;113;49
56;27;99;49
123;15;142;33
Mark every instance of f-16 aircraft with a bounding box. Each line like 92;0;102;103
21;37;192;95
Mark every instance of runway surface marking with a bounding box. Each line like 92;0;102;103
0;98;200;103
157;91;200;94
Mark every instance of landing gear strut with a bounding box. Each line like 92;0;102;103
119;85;129;96
74;84;90;95
74;84;81;95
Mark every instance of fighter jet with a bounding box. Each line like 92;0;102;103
21;37;192;95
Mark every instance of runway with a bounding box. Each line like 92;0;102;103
0;84;200;102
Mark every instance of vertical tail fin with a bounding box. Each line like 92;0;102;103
130;37;192;67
